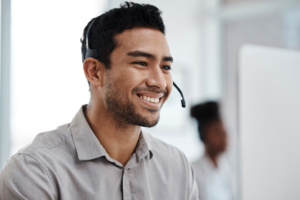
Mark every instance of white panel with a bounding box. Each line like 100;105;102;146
239;45;300;200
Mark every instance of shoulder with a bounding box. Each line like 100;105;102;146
143;131;189;163
0;124;72;199
6;123;74;175
0;152;58;199
142;131;192;177
0;123;73;186
17;123;72;156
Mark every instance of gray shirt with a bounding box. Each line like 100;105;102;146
0;106;198;200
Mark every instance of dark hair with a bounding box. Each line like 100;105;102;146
190;101;220;142
81;2;165;67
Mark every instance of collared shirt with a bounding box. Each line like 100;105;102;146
0;106;198;200
192;154;235;200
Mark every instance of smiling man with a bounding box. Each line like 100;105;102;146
0;2;198;200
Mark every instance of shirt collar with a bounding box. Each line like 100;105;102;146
70;105;153;161
136;129;153;160
70;105;106;161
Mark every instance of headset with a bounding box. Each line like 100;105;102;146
83;19;186;108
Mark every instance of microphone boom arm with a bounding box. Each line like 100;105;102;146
173;82;186;108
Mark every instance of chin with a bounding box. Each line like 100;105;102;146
137;113;160;127
143;119;159;127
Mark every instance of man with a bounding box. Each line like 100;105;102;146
0;2;198;200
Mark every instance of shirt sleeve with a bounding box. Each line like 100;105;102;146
187;164;199;200
0;153;57;200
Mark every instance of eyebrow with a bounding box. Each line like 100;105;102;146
163;56;173;62
127;50;173;63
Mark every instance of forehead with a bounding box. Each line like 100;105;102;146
113;27;171;58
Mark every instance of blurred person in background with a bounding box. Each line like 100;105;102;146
191;101;235;200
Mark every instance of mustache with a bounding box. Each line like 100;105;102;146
132;87;168;97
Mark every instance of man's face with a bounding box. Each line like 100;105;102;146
104;27;173;127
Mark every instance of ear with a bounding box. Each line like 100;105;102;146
83;58;105;88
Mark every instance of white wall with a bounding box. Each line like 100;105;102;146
239;45;300;200
10;0;107;155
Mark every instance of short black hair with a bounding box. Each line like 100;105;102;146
190;101;220;142
81;2;165;67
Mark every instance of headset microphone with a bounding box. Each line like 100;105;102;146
83;19;186;108
173;82;186;108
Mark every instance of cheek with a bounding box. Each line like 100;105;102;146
207;133;221;146
113;69;146;95
164;75;173;99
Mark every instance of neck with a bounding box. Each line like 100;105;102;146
205;148;220;168
84;102;141;166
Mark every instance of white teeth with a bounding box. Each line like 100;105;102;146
140;95;159;103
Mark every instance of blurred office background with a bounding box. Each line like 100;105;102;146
1;0;300;199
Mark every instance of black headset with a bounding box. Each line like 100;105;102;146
83;19;186;108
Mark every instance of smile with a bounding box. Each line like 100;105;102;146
139;95;159;103
136;92;165;109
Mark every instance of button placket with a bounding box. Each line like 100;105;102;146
122;168;132;200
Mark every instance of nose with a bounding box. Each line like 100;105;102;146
146;66;167;89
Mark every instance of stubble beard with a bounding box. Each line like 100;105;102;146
105;73;160;128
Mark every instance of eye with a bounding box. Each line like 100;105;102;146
133;61;147;66
162;65;172;70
